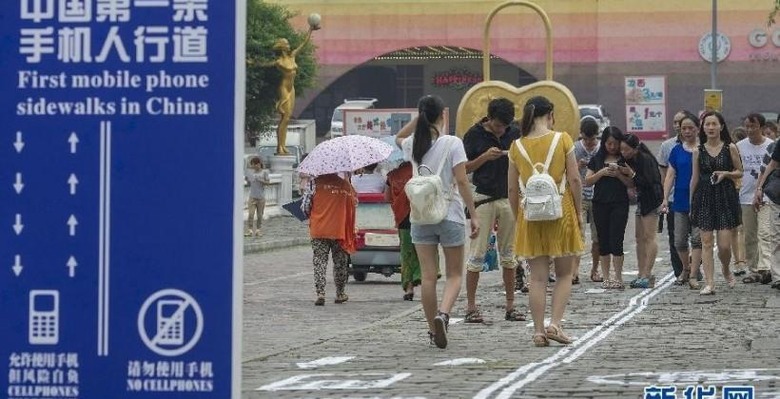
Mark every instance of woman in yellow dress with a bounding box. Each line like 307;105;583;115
508;96;584;347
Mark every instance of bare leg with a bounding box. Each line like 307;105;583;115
466;270;480;313
635;215;647;278
502;267;516;311
600;255;612;282
591;242;600;277
573;256;581;281
642;214;659;279
716;229;734;281
613;255;625;284
690;248;702;281
416;244;440;332
677;248;691;279
551;256;575;327
440;245;465;315
732;224;745;270
700;231;716;289
527;256;550;335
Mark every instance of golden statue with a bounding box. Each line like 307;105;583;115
260;14;321;155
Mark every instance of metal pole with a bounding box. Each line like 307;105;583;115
711;0;717;89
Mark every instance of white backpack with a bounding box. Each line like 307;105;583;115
404;139;454;225
514;133;566;222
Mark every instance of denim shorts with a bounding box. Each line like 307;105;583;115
411;219;465;247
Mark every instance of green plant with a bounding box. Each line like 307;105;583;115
245;0;318;137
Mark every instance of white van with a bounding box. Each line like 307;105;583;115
329;98;377;139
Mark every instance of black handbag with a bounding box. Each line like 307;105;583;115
762;168;780;205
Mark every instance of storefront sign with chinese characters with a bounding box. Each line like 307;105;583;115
432;68;482;90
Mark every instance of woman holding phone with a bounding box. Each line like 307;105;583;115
585;127;635;290
690;111;743;295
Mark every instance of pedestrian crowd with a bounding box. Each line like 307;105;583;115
249;94;780;350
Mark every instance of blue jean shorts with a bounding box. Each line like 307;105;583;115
411;219;465;247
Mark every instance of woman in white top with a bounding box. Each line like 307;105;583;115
396;95;479;349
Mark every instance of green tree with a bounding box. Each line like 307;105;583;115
246;0;317;138
770;0;780;25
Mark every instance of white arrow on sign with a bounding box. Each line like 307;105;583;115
14;131;25;153
67;256;78;277
67;214;78;236
13;214;23;235
12;255;22;276
68;173;79;195
14;173;24;194
68;132;79;154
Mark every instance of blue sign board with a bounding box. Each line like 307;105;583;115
1;1;245;398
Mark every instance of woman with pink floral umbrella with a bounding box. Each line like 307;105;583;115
298;135;393;305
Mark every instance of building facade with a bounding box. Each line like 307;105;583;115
269;0;780;136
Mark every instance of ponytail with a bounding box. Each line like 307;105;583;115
412;95;445;164
520;103;536;137
519;96;554;136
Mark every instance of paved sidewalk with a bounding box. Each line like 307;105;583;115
243;215;309;253
241;216;780;398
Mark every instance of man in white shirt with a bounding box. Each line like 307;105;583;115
737;113;774;284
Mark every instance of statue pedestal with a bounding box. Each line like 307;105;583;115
269;155;296;205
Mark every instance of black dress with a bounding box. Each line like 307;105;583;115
691;144;741;231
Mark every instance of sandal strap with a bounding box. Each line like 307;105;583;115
505;309;526;321
464;310;484;323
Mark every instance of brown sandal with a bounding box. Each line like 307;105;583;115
505;309;526;321
590;270;604;283
743;273;762;284
532;333;549;347
545;325;573;345
464;310;484;323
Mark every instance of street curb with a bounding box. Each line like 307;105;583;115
243;238;309;254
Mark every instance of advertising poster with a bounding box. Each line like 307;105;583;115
625;76;667;138
344;108;450;138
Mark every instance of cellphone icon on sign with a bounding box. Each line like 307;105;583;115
29;290;59;345
157;300;185;345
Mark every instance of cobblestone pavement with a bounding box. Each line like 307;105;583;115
241;212;780;399
243;214;310;253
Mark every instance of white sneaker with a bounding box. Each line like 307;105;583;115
244;230;253;237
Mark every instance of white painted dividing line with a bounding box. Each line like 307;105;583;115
257;372;412;391
493;273;677;399
296;356;355;369
449;317;463;325
435;358;486;366
474;272;675;399
585;288;606;294
524;318;566;328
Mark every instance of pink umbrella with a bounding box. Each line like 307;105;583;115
297;135;393;176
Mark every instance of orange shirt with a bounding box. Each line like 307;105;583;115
386;163;412;227
309;174;357;253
